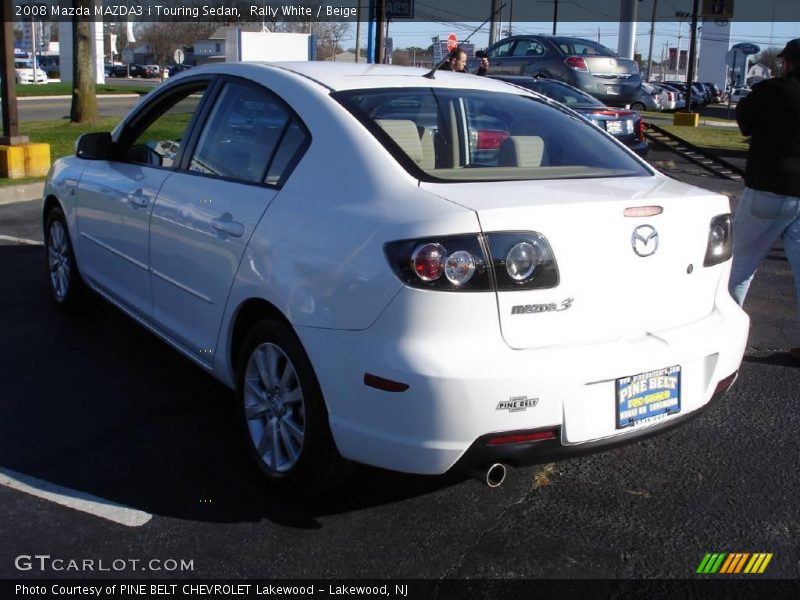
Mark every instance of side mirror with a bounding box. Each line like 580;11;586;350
76;132;113;160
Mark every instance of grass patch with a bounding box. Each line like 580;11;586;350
12;82;153;96
658;124;749;152
0;116;122;187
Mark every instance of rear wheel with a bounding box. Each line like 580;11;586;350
630;101;646;111
45;207;88;310
235;320;354;494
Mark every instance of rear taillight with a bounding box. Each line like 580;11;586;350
385;232;559;292
474;129;509;150
667;91;674;101
637;119;646;142
487;232;559;290
564;56;589;72
704;214;733;267
385;235;490;291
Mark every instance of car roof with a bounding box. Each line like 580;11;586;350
188;61;530;94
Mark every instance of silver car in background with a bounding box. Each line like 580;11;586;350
473;35;641;106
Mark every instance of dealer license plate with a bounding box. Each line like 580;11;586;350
605;84;621;95
616;365;681;429
606;120;623;134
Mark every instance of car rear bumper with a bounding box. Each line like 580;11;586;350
299;276;749;476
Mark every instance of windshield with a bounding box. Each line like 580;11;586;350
334;87;650;182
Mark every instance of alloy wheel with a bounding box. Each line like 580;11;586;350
243;342;306;473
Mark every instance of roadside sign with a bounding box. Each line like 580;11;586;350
731;42;760;55
121;48;134;65
386;0;414;19
447;33;458;52
174;49;185;64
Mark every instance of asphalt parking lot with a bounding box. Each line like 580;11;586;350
1;147;799;583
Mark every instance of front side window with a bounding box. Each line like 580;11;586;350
511;40;545;57
335;87;651;183
119;82;208;168
487;41;515;59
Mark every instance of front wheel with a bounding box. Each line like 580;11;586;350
45;207;88;309
235;320;354;494
630;102;647;111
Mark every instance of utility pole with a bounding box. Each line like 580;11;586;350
489;0;500;46
552;0;558;35
684;0;700;109
0;0;28;144
355;0;361;63
375;0;385;64
646;0;658;82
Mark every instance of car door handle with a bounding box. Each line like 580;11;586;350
211;218;245;238
128;190;149;208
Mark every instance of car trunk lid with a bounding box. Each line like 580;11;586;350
420;176;729;350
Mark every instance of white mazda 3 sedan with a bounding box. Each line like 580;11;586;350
43;62;749;493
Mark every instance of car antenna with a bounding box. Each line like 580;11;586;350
423;3;506;79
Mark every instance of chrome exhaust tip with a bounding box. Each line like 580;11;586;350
481;463;507;488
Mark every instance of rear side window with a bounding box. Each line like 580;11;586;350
335;87;651;183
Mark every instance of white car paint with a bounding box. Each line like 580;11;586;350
43;62;749;479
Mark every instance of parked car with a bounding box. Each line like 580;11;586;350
702;82;723;103
729;87;752;104
168;63;194;77
629;82;662;112
43;62;748;493
471;35;641;105
670;82;707;107
650;82;685;111
490;75;648;157
109;63;157;78
14;59;48;84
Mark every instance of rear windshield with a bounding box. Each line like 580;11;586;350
334;87;651;183
552;38;616;57
526;80;604;107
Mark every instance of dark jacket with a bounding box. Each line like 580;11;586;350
736;68;800;197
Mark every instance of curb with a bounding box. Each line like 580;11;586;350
0;183;44;206
17;94;144;101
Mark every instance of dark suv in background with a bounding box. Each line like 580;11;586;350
471;35;641;106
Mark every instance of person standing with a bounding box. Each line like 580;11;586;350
729;38;800;358
439;47;489;75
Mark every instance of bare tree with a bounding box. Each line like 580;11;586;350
70;0;98;124
137;22;217;66
755;47;783;76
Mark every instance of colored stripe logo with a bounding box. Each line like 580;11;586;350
696;553;773;574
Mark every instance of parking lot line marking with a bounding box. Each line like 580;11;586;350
0;467;152;527
0;234;43;246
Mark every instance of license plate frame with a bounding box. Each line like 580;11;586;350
605;84;621;95
615;365;681;429
606;120;623;134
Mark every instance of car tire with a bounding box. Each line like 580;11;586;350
630;102;646;111
235;319;354;494
44;206;88;310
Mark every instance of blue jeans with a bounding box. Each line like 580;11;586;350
729;187;800;306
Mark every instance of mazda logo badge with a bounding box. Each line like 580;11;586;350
632;225;659;257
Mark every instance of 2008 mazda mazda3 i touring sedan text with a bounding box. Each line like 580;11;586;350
42;62;749;493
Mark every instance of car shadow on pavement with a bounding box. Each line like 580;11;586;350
0;245;467;530
742;352;798;369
